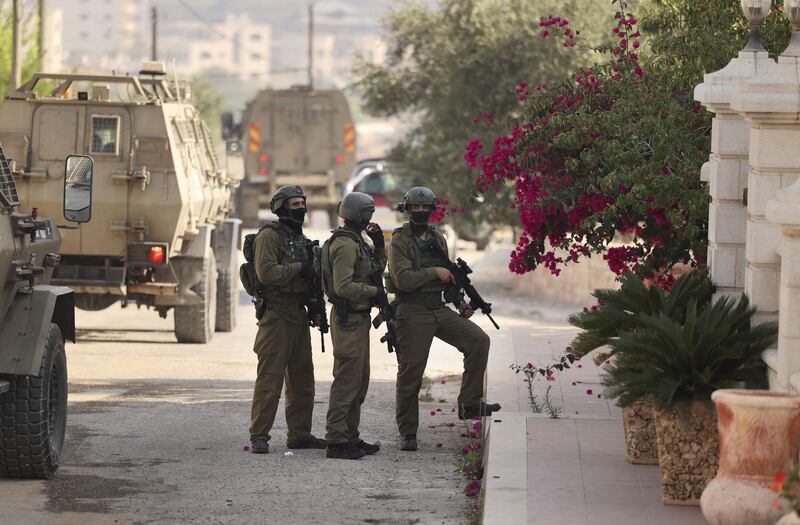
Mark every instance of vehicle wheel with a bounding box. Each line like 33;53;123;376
0;323;67;479
327;207;339;230
215;270;237;332
174;253;217;343
74;293;118;311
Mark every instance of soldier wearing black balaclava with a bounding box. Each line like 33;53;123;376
249;185;326;454
386;187;500;452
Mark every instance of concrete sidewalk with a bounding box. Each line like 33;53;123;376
481;319;707;525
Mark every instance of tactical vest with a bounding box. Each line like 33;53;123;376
385;223;449;295
321;227;380;313
258;220;312;297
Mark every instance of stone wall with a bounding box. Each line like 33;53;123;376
513;252;620;307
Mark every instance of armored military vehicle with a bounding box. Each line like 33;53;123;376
0;64;243;343
222;86;356;228
0;143;94;479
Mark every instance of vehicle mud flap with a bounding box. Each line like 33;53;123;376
173;252;217;343
0;323;67;479
213;219;241;332
236;187;261;229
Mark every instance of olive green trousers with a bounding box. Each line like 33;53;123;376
395;302;490;436
325;310;371;445
249;310;315;443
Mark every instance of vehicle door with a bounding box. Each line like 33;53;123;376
78;106;132;256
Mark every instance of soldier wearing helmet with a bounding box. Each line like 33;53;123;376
320;191;387;460
387;186;500;452
249;185;326;454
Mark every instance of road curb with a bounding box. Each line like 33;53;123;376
482;411;527;524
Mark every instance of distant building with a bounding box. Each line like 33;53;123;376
160;13;271;81
51;0;150;73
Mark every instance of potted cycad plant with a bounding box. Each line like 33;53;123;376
603;294;777;505
569;270;713;464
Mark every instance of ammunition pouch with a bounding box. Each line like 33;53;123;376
443;285;465;306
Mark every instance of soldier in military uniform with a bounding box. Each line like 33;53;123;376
387;187;501;452
249;185;326;454
321;192;387;460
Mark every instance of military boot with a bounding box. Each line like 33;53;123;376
326;442;367;460
287;435;327;449
458;402;502;420
251;438;269;454
400;434;417;452
353;440;380;455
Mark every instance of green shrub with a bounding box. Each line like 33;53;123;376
568;270;714;361
602;294;777;409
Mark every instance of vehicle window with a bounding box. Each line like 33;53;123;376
90;115;120;155
356;172;385;194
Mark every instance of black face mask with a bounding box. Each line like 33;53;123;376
410;210;431;225
287;207;306;225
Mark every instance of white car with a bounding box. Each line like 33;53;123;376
344;160;457;259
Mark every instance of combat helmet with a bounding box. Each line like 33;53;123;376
337;191;375;226
400;186;438;212
269;185;306;213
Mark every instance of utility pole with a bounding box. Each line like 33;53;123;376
39;0;47;68
11;0;22;91
308;3;314;90
151;6;158;61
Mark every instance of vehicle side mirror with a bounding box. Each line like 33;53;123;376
225;140;245;181
63;155;94;223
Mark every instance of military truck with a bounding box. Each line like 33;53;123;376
222;86;356;228
0;64;243;343
0;143;94;479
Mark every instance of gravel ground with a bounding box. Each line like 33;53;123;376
49;377;467;525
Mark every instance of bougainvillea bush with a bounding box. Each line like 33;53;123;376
466;0;790;281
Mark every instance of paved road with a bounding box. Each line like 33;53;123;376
1;224;537;525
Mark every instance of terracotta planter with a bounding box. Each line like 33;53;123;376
654;401;719;505
622;399;658;464
777;512;800;525
700;389;800;525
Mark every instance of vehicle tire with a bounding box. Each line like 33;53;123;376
174;253;217;343
327;207;339;230
215;270;237;332
0;323;67;479
74;293;118;311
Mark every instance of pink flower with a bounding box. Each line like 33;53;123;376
243;445;251;452
430;411;436;416
586;389;593;395
571;381;577;386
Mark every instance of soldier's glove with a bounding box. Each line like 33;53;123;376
300;261;316;282
366;223;385;248
374;293;390;309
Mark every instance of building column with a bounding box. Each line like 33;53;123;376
766;181;800;389
695;50;769;299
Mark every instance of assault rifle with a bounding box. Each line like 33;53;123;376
429;242;500;330
307;241;330;352
371;269;398;353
